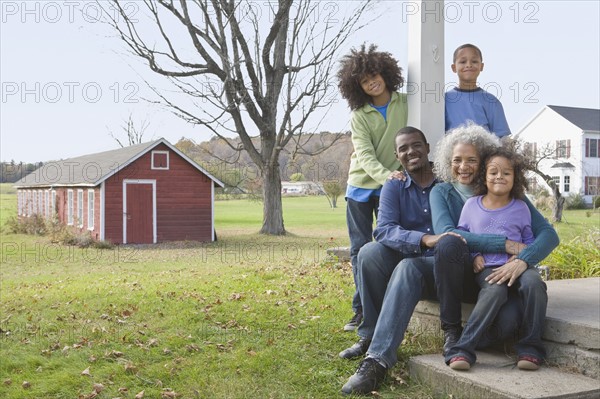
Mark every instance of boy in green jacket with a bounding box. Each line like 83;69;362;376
336;44;408;332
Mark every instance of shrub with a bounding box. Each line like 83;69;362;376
545;229;600;279
534;196;555;212
565;193;587;210
3;214;110;249
594;196;600;209
4;215;46;235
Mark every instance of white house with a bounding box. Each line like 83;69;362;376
515;105;600;205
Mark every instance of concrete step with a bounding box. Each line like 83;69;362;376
409;351;600;399
410;278;600;379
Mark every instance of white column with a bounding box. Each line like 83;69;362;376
407;0;445;155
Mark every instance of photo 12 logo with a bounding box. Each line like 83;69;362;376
1;81;140;104
1;1;139;24
401;1;540;24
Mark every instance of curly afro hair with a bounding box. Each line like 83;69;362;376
473;139;530;200
336;44;404;110
433;122;500;183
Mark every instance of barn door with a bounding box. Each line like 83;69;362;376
123;181;155;244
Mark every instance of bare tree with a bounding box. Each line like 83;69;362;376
103;0;371;235
108;113;151;147
520;141;567;222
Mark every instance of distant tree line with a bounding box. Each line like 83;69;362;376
0;161;43;183
175;131;354;197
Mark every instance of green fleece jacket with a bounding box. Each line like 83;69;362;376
347;92;408;189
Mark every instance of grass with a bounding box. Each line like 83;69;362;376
1;186;598;398
0;191;438;398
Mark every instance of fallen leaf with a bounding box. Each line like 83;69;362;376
125;363;138;374
229;293;243;301
135;391;145;399
93;383;104;393
81;367;91;377
3;379;12;386
22;381;31;389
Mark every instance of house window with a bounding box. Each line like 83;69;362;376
524;142;538;160
585;176;600;196
551;176;560;187
38;190;43;216
67;190;74;225
17;191;22;216
45;190;50;218
555;139;571;158
586;138;599;158
32;190;37;215
51;190;56;216
151;151;169;170
77;190;84;227
88;190;95;230
527;177;538;192
26;191;31;216
564;176;570;193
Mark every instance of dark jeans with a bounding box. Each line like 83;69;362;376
346;196;379;312
357;242;437;367
435;235;548;364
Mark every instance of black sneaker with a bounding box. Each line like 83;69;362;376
341;357;387;395
443;326;463;356
343;310;363;331
339;337;371;359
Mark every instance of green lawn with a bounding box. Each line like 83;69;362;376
1;188;597;398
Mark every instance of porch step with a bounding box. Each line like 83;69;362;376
409;278;600;397
409;351;600;399
410;277;600;380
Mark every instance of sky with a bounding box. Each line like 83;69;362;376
1;0;599;164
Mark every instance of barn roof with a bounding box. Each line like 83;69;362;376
14;138;224;188
547;105;600;132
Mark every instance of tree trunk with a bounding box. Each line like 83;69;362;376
260;163;286;235
552;194;565;223
552;186;565;223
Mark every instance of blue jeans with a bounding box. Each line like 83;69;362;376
434;234;526;337
444;264;548;365
346;197;379;312
357;242;436;368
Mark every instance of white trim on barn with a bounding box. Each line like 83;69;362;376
211;181;215;241
122;179;157;244
151;150;170;170
100;182;105;241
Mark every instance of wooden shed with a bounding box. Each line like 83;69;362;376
14;139;224;244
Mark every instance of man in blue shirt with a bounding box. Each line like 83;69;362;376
340;126;464;395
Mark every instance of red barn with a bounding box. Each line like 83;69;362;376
14;139;224;244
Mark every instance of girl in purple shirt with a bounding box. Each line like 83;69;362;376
458;146;535;271
447;143;546;371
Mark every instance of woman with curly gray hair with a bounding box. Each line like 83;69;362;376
430;122;559;371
